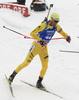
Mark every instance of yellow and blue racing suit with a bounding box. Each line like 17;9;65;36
15;21;68;78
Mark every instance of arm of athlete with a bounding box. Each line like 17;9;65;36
57;24;71;43
30;22;46;41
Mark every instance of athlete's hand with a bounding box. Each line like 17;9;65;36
66;36;71;43
39;40;46;46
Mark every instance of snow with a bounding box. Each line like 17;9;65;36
0;0;79;100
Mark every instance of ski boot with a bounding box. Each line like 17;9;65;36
36;76;45;89
8;71;17;85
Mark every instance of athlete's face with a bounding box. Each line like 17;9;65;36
49;20;58;27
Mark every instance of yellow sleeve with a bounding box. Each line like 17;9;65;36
56;24;68;38
30;22;47;41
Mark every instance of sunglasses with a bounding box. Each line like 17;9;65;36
54;20;59;23
51;17;59;23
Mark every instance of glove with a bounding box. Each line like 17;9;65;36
39;40;46;46
66;36;71;43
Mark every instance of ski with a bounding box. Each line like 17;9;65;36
60;50;79;53
5;75;15;97
21;80;64;99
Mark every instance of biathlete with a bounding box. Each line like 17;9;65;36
8;12;71;89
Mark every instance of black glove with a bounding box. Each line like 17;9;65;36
66;36;71;43
39;40;46;46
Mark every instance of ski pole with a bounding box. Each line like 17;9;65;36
60;50;79;53
3;26;65;40
51;37;65;40
3;26;34;39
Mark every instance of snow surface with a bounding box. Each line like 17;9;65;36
0;0;79;100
